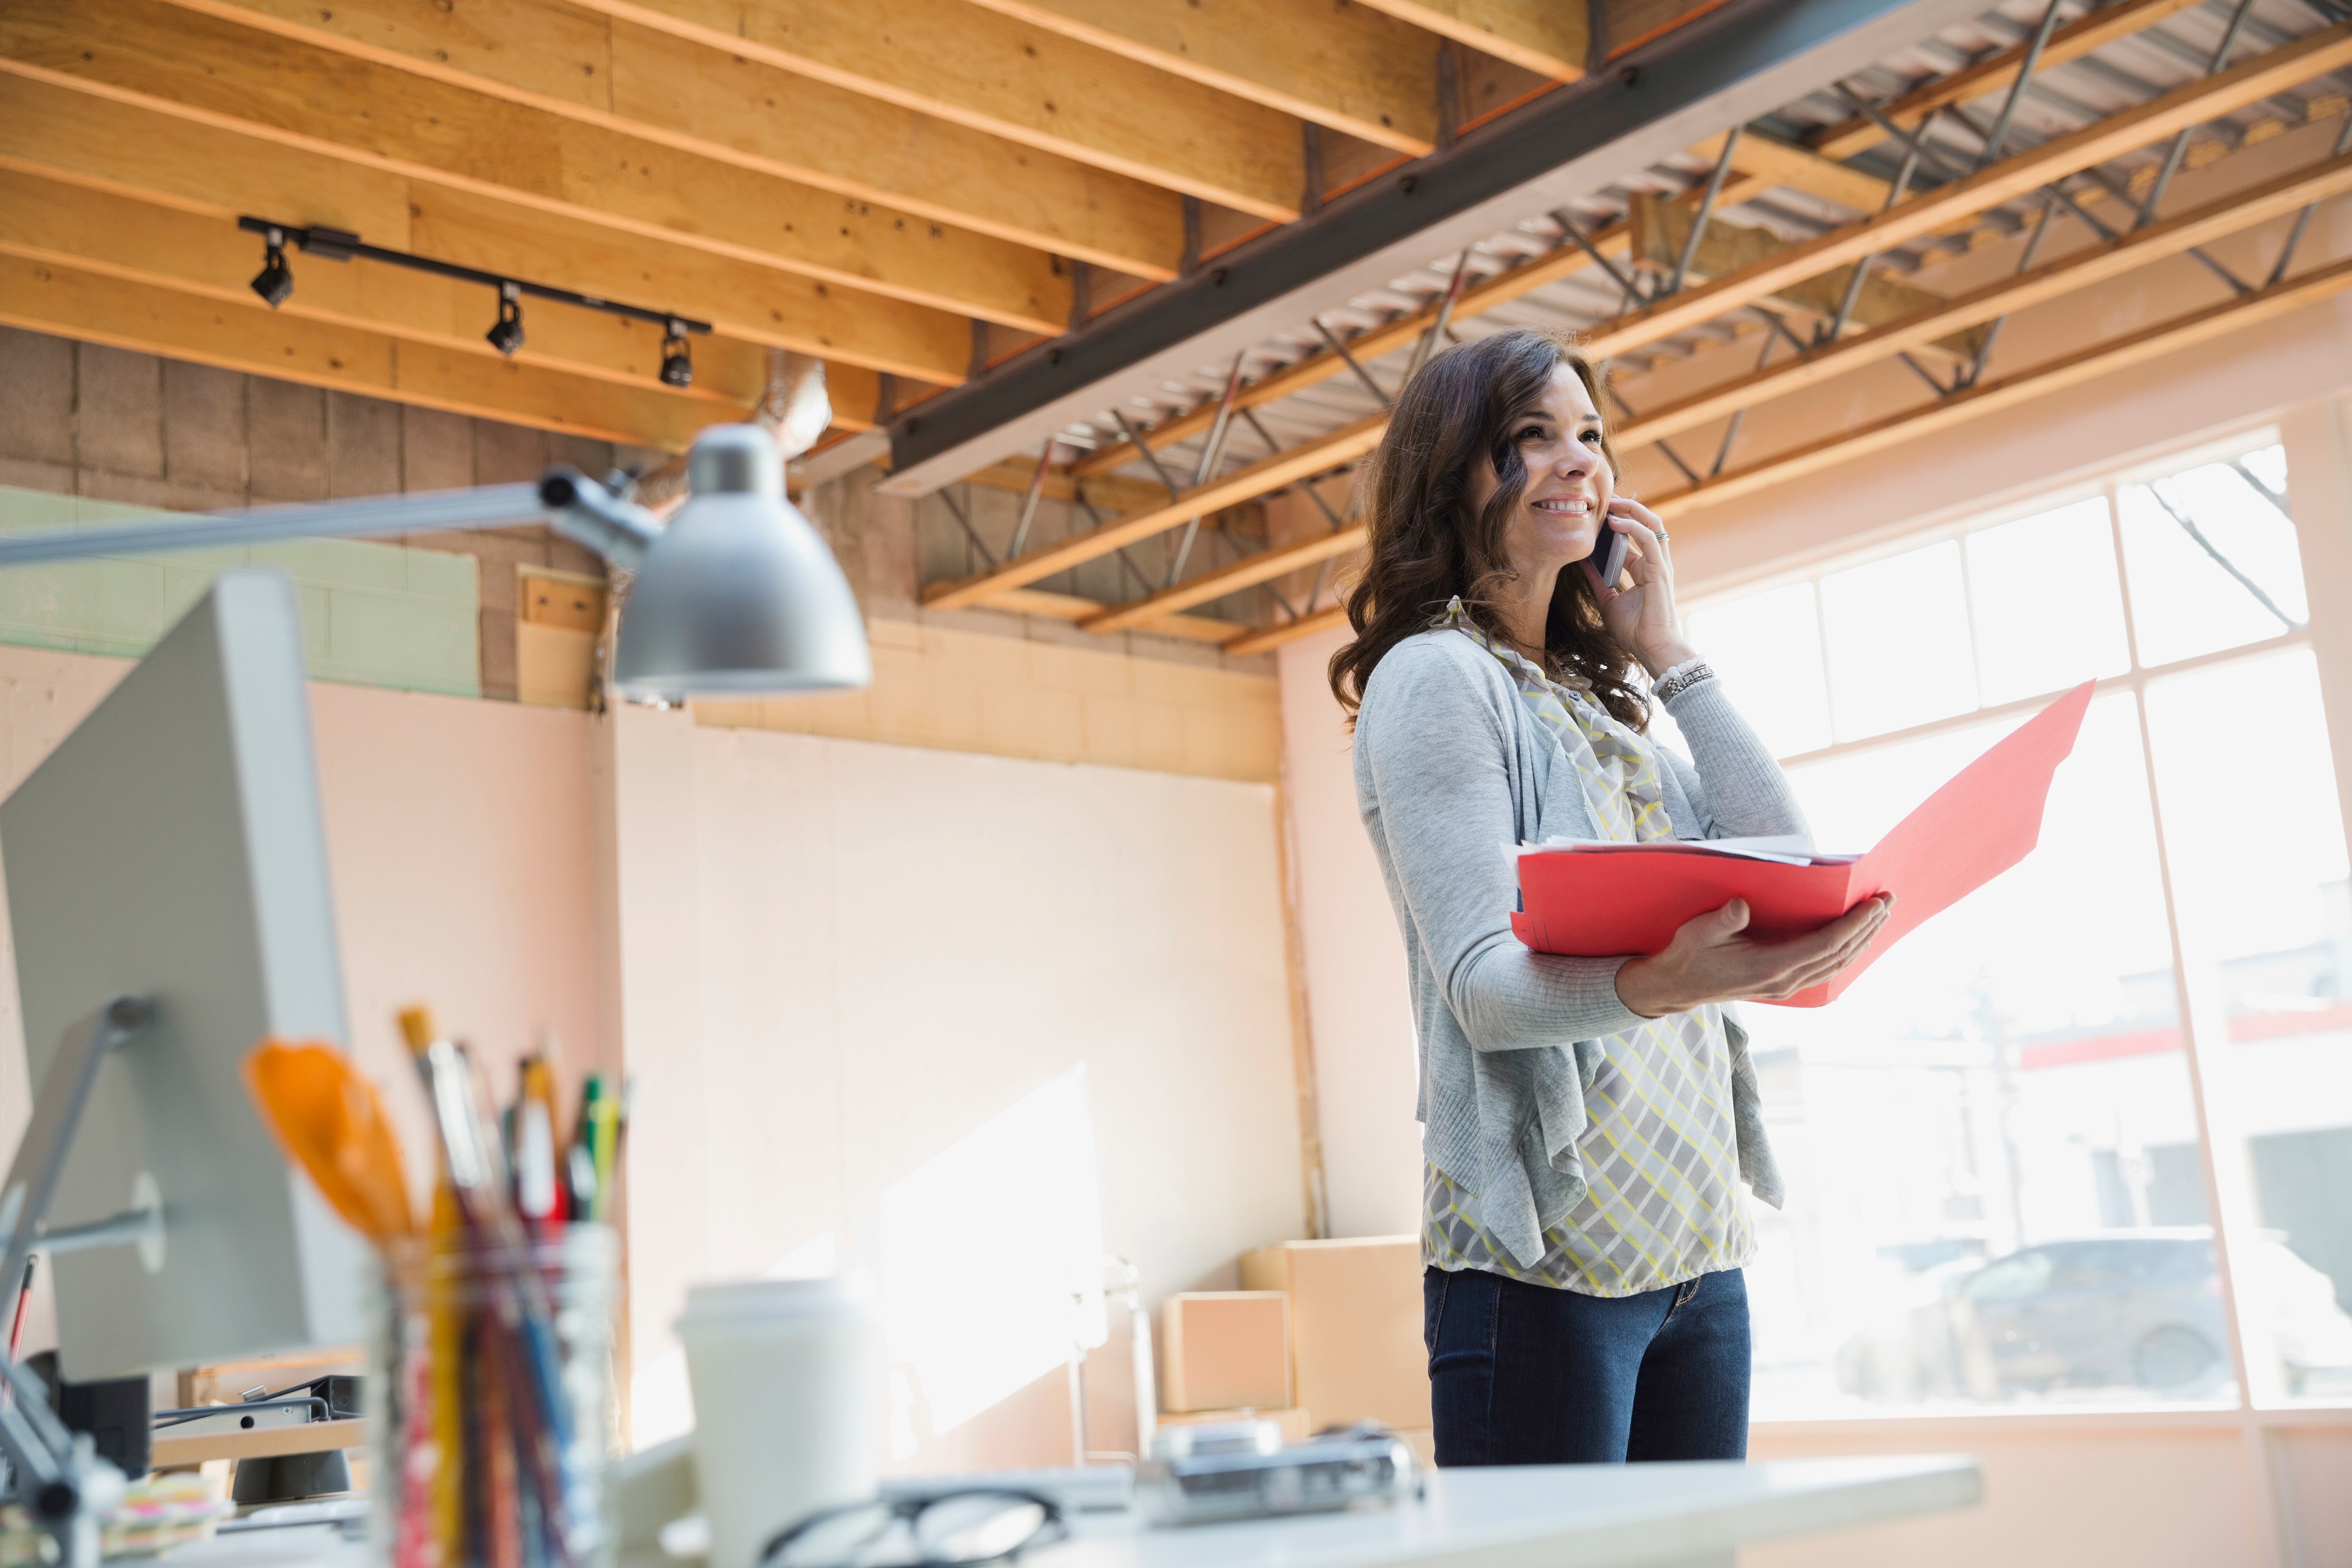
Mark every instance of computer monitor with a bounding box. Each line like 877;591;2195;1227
0;568;368;1380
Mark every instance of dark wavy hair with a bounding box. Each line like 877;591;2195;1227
1327;326;1647;730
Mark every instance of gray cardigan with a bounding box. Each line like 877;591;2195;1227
1352;629;1805;1267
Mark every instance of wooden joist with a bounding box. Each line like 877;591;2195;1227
1809;0;2216;161
989;586;1245;643
1348;0;1585;80
966;0;1451;155
1070;238;1612;479
1652;249;2352;517
0;254;740;449
151;0;1187;281
0;77;976;383
0;0;1072;332
565;0;1309;219
1687;128;1892;214
1224;603;1350;656
1073;131;1902;481
1626;194;1989;361
1080;523;1364;632
1024;28;2352;639
956;456;1173;517
1618;149;2352;449
924;414;1388;611
1205;226;2352;650
1581;22;2352;361
1077;20;2352;481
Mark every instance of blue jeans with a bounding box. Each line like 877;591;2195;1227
1422;1265;1750;1465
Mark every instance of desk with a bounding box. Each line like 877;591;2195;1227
159;1455;1979;1568
1049;1455;1979;1568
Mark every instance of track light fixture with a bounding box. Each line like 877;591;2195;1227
250;228;293;309
659;320;694;388
486;283;525;358
235;217;713;387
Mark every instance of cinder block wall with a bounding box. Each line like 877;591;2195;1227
0;326;1287;780
0;325;641;699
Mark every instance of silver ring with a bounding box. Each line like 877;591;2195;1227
1655;528;1669;543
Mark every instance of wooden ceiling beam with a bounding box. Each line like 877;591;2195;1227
1653;248;2352;518
1209;219;2352;649
0;254;739;449
1001;24;2352;631
1346;0;1584;81
1581;22;2352;361
963;0;1448;156
956;455;1172;517
1068;13;2337;480
1079;522;1362;631
565;0;1307;219
1689;127;1891;213
149;0;1184;280
1071;135;1897;480
0;0;1072;331
1810;0;2214;162
925;414;1387;610
0;77;975;384
1223;603;1348;656
0;166;893;429
1619;149;2352;449
1068;237;1602;479
986;587;1245;643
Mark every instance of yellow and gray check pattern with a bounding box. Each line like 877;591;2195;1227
1421;603;1754;1297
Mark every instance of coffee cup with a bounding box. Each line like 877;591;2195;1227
675;1277;877;1568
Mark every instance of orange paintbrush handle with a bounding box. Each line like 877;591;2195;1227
244;1040;418;1243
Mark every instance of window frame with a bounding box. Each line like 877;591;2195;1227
1683;422;2344;1421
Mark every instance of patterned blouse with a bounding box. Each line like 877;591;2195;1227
1420;602;1755;1297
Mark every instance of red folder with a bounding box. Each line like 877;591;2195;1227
1511;680;2095;1007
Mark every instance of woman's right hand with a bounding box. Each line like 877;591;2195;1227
1614;894;1895;1017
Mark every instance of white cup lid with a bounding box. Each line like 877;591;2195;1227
676;1275;860;1329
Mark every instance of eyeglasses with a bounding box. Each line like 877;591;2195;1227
759;1490;1066;1568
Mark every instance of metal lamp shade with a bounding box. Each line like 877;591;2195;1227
612;425;873;698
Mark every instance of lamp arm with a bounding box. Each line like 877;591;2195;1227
539;468;661;570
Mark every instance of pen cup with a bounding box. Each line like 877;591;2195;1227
371;1223;620;1568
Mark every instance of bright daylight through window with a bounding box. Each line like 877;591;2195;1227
1665;433;2352;1417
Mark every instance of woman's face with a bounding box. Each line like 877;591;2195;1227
1465;361;1614;584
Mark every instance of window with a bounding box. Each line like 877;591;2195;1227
1686;433;2352;1415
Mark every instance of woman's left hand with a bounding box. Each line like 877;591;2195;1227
1582;496;1699;677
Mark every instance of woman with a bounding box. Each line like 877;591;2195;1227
1332;327;1891;1466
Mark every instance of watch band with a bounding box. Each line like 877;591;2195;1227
1653;660;1715;705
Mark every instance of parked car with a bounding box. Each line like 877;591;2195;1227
1836;1230;2352;1401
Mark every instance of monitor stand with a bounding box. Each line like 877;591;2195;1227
0;998;167;1568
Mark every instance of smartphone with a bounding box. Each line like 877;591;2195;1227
1589;522;1630;589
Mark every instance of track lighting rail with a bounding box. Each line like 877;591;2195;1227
236;215;711;383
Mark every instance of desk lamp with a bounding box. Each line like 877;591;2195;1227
0;422;874;699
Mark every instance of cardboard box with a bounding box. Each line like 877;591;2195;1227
1240;1237;1430;1432
1160;1292;1290;1413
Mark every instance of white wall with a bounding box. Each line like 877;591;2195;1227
615;711;1309;1468
1276;631;1420;1240
0;643;609;1355
0;635;1310;1479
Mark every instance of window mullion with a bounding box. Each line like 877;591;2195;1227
2126;680;2265;1419
2106;478;2146;677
